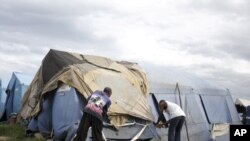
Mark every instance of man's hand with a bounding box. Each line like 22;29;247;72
153;121;169;128
164;121;169;128
156;123;164;128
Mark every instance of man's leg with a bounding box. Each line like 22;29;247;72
75;113;91;141
91;116;104;141
175;116;185;141
168;117;181;141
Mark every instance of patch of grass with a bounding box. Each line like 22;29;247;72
0;124;44;141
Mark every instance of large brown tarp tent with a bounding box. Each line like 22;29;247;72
20;49;157;140
20;49;154;126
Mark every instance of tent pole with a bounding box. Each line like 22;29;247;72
176;83;190;141
199;95;210;124
150;93;167;122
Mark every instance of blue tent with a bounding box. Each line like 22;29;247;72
28;84;84;140
3;72;32;120
0;79;7;120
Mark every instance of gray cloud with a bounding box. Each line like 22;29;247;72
188;0;250;16
148;0;250;63
216;33;250;61
181;0;250;61
183;63;250;99
0;0;249;100
0;1;120;53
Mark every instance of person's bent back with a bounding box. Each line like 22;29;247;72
75;87;112;141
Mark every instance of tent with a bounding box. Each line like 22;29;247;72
148;84;240;141
0;79;7;120
235;98;250;108
235;98;250;125
20;49;156;141
27;84;85;140
145;67;241;141
1;72;32;121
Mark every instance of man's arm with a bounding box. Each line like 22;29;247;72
102;101;111;123
102;107;110;123
156;111;165;124
154;111;168;128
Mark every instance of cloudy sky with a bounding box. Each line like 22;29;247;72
0;0;249;99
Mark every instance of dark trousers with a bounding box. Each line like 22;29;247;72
168;116;185;141
75;112;104;141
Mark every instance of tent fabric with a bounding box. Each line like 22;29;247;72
28;85;84;141
149;89;210;141
20;49;153;126
148;83;241;141
235;98;250;108
27;87;156;141
201;95;233;123
28;94;54;134
52;85;84;140
199;89;240;124
247;106;250;125
211;123;229;140
0;88;6;119
4;72;32;119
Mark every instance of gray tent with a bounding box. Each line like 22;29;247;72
148;84;240;141
145;66;241;141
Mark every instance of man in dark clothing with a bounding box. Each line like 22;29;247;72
75;87;112;141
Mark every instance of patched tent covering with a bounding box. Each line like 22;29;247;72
20;49;153;126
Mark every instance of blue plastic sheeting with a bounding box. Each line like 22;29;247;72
28;85;84;141
52;86;84;140
65;123;79;141
0;88;6;119
247;106;250;125
28;94;53;134
5;72;32;119
38;94;53;134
